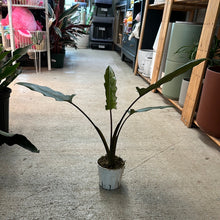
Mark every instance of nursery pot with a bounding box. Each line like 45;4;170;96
77;34;90;49
196;66;220;138
162;22;202;99
179;78;190;107
98;161;125;190
137;49;153;74
51;53;65;68
0;87;11;132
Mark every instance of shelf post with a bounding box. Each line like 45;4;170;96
150;0;173;86
181;0;220;127
45;0;51;71
134;0;150;75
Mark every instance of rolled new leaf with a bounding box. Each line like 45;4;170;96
17;82;75;103
104;66;117;110
0;130;39;153
136;58;206;97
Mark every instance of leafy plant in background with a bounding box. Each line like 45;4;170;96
48;3;89;54
0;130;39;153
175;35;220;66
0;44;39;153
17;59;205;168
0;45;31;90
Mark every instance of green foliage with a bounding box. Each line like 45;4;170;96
49;3;90;53
0;130;39;153
0;45;31;90
175;35;220;66
129;106;173;116
17;82;75;102
104;66;117;110
136;58;206;97
18;58;206;168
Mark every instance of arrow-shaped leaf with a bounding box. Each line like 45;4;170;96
136;58;206;97
129;106;173;116
104;66;117;110
17;82;75;102
0;130;39;153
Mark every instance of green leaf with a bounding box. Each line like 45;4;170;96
129;106;173;116
59;4;78;22
17;82;75;102
0;51;9;63
0;69;21;89
0;63;20;81
48;3;55;20
104;66;117;110
0;130;39;153
2;45;31;70
54;26;62;38
13;45;32;57
136;58;206;97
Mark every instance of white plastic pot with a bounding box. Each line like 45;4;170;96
98;164;125;190
77;34;90;49
137;49;153;73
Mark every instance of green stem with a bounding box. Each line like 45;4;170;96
110;109;113;147
69;102;110;154
110;94;143;158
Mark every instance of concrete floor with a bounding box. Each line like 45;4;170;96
0;48;220;219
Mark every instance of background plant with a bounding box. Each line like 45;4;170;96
0;130;39;153
0;44;39;153
48;3;89;53
0;45;31;90
175;35;220;66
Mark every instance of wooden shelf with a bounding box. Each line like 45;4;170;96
149;0;208;10
194;121;220;147
138;73;220;147
138;72;183;111
157;88;183;112
137;71;151;84
135;0;220;147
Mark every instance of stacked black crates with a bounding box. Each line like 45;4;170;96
90;0;114;50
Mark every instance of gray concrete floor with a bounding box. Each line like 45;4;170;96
0;48;220;219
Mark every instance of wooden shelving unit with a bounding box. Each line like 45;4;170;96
135;0;220;146
113;2;127;49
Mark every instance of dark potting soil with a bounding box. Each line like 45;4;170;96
98;155;125;169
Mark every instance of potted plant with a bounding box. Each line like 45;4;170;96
17;58;205;190
176;35;220;107
49;3;89;68
195;36;220;138
77;5;95;49
0;45;31;132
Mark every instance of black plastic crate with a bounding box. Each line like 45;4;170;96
90;41;113;50
90;17;114;42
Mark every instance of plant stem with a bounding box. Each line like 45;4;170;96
109;93;144;157
110;109;113;146
112;95;141;145
69;102;110;154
